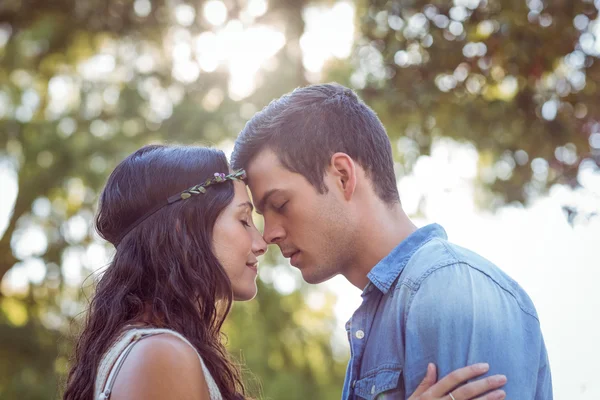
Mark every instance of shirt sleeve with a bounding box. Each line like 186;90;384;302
402;262;550;400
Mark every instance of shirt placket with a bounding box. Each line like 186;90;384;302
345;285;378;399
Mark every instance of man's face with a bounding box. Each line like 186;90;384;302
246;149;354;284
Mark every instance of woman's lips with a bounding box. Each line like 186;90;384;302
246;263;258;273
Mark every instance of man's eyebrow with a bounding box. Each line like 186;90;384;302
255;189;280;215
238;201;254;212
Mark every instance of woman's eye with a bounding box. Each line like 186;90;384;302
241;219;251;227
276;201;288;212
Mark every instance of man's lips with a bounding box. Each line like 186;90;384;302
282;250;301;266
290;251;300;266
281;248;299;258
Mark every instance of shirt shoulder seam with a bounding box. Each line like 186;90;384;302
372;235;442;293
400;240;539;322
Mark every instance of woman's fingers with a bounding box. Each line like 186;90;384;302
450;374;507;400
408;363;507;400
428;363;490;397
408;363;437;399
472;389;507;400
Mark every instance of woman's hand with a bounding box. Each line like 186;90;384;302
408;363;506;400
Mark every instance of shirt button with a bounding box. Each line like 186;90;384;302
371;385;376;394
355;330;365;339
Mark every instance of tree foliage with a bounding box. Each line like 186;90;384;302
352;0;600;206
0;1;346;398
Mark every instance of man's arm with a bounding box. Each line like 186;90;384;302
402;262;549;400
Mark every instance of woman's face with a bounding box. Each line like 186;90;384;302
212;181;267;301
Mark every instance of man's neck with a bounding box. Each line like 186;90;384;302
343;202;417;290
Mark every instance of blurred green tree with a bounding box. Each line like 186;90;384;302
346;0;600;208
0;0;346;399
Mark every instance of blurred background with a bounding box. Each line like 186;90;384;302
0;0;599;399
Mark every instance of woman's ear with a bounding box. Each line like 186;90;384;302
330;152;357;201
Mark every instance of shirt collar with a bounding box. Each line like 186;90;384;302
365;223;447;295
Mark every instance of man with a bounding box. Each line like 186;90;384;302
231;83;552;399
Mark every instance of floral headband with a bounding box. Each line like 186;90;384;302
114;169;247;246
168;169;247;203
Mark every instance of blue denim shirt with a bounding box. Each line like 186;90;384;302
342;224;552;400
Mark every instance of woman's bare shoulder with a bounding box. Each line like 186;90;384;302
109;333;211;400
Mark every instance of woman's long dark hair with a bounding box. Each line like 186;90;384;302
64;144;245;399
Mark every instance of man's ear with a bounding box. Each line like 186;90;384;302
330;152;357;201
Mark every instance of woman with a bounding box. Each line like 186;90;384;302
64;144;506;400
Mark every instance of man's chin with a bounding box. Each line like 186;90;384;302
299;266;336;285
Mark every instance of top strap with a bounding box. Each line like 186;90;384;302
98;328;222;400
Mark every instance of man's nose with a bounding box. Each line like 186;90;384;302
263;220;285;244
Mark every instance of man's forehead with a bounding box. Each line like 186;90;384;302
246;148;283;175
246;173;283;205
245;152;288;191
